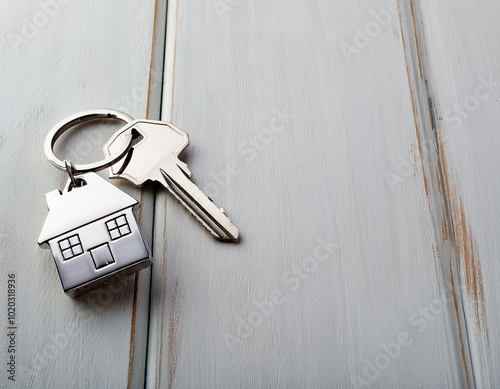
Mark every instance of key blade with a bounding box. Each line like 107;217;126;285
159;165;239;241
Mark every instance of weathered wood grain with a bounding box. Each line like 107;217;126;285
2;0;498;387
412;1;500;387
0;1;162;387
146;1;472;387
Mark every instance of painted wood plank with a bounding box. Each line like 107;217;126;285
411;1;500;387
0;1;162;387
147;1;470;387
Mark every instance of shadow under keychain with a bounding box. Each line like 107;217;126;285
38;110;239;297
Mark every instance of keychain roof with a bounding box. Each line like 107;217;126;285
38;172;138;247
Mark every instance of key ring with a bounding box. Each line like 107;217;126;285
44;109;134;173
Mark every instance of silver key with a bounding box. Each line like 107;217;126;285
103;119;239;241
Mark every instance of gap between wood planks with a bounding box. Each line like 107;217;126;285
126;0;170;388
398;0;488;387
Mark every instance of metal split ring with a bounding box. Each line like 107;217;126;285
64;160;78;186
44;109;134;173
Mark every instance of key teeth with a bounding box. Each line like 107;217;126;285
164;184;237;240
159;168;239;241
170;189;220;236
219;208;236;223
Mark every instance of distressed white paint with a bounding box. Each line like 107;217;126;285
414;1;500;387
147;1;476;388
0;0;161;387
1;0;498;387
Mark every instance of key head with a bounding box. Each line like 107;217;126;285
104;119;189;186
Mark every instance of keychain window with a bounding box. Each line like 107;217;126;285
106;215;131;240
58;235;84;260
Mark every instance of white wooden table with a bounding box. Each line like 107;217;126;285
1;1;499;387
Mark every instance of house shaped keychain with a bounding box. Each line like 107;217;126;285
38;110;151;297
38;172;151;297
